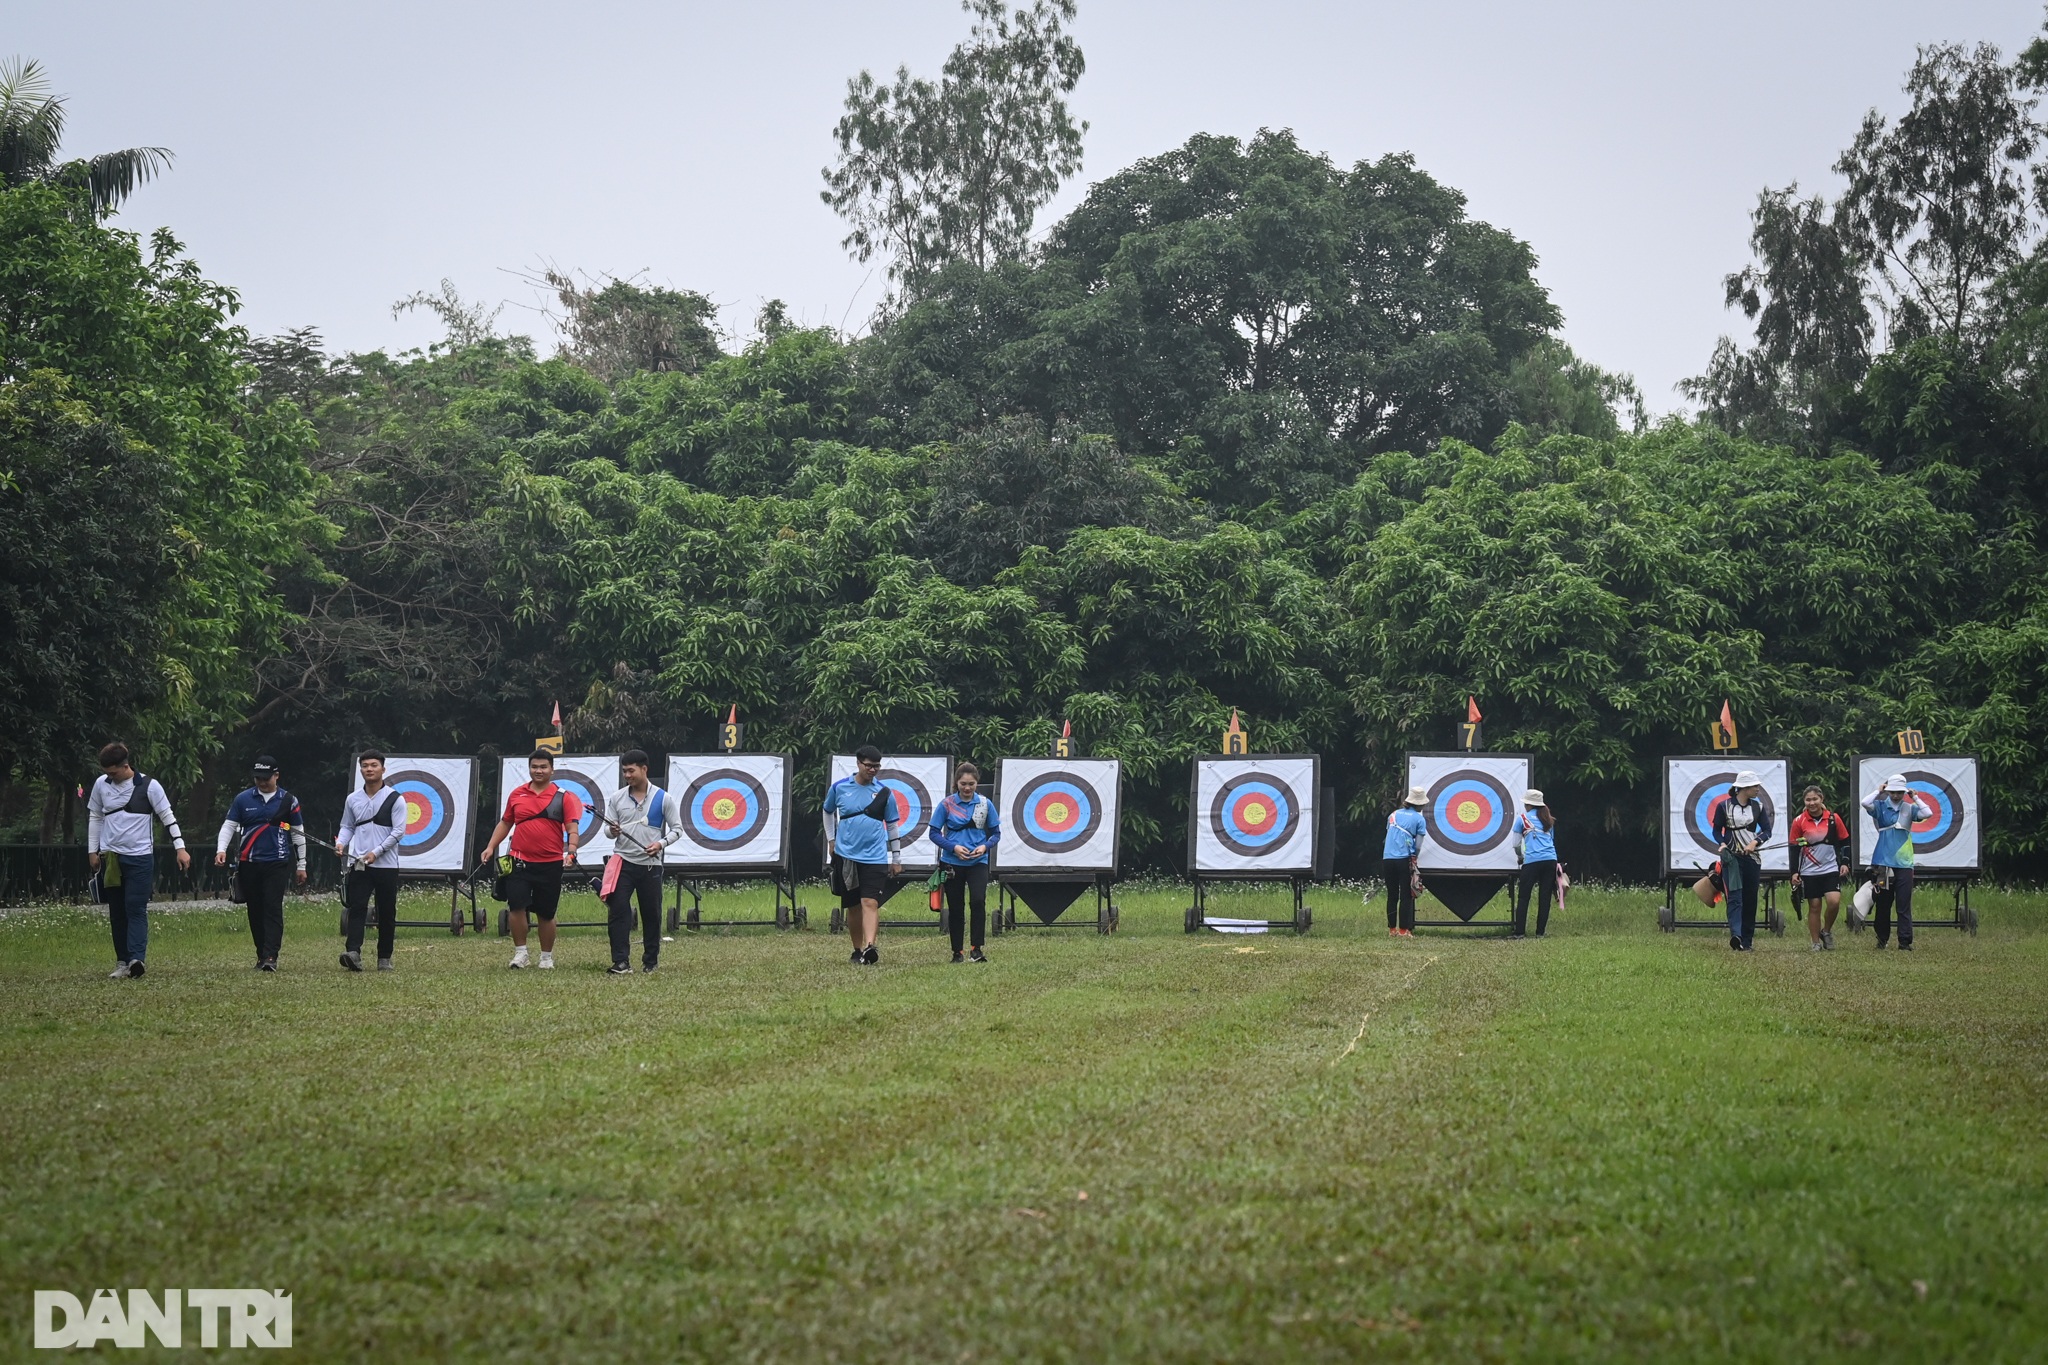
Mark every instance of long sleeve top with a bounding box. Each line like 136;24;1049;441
1864;788;1934;869
216;787;307;869
88;772;184;857
337;785;409;869
1712;792;1771;862
927;792;1000;865
606;785;685;868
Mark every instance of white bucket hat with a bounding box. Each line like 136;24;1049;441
1732;770;1762;789
1523;788;1545;805
1885;774;1910;792
1404;784;1427;806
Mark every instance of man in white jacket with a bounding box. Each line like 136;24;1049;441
336;750;408;971
87;742;189;979
602;749;683;975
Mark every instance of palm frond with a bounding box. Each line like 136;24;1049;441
0;56;66;185
52;147;174;215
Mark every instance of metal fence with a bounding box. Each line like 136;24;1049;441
0;844;347;908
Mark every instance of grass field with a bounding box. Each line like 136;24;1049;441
2;880;2045;1362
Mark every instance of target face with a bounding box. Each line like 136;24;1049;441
998;758;1121;873
1407;753;1532;873
349;755;477;873
682;768;770;850
1212;774;1300;855
1425;772;1513;853
499;755;620;860
1189;756;1317;874
1661;758;1790;875
827;755;950;870
1851;755;1979;871
666;754;791;869
389;772;455;855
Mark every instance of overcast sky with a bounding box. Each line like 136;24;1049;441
11;1;2042;409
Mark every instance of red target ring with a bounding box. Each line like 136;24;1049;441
1033;791;1081;833
701;787;749;831
1230;791;1279;836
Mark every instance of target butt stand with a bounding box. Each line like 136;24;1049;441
669;873;807;933
993;873;1120;936
1653;755;1792;936
1182;753;1330;935
991;754;1125;936
1839;753;1982;937
337;755;488;937
1403;751;1537;934
666;748;804;932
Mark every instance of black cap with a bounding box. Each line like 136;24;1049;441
251;755;280;775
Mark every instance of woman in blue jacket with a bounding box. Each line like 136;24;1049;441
1712;771;1771;951
928;762;1000;963
1511;789;1558;939
1863;774;1933;951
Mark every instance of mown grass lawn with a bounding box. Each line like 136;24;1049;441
2;881;2044;1362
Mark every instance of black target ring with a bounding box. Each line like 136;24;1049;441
386;769;457;857
1423;769;1517;855
1012;771;1104;855
681;768;771;851
1902;769;1965;855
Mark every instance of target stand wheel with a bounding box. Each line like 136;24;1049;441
794;904;808;930
473;901;486;934
1294;903;1311;936
496;907;510;937
686;905;701;932
829;905;845;936
1108;902;1120;933
1767;905;1786;937
1657;904;1675;933
1184;903;1200;934
1964;904;1979;935
776;900;791;931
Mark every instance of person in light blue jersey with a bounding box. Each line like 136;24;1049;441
928;762;1000;963
1511;789;1559;939
1382;784;1427;938
824;745;904;965
1863;773;1932;951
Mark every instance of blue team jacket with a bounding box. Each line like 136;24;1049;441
1384;807;1426;859
928;793;1001;865
1517;809;1557;862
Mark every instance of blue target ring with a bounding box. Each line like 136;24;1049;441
683;768;770;851
388;771;455;856
1425;771;1513;853
1210;774;1299;856
1013;773;1102;854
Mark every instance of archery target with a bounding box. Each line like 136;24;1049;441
499;755;620;861
1662;758;1790;875
828;754;950;870
996;758;1120;872
349;755;477;874
1190;756;1317;874
1851;755;1980;872
1406;754;1532;873
666;753;791;870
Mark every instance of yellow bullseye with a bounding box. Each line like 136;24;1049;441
1244;800;1269;826
404;797;423;826
1455;798;1481;825
1046;801;1070;824
712;797;738;821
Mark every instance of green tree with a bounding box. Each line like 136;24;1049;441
822;0;1085;290
0;58;171;217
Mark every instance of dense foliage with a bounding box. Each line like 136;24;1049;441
5;27;2048;877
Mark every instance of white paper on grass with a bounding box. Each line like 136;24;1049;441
497;754;621;862
826;754;952;870
1661;758;1791;876
664;753;791;870
347;755;477;874
1203;917;1270;935
994;757;1120;873
1406;753;1533;874
1190;756;1317;875
1849;754;1980;873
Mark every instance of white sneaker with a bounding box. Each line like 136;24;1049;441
108;961;131;979
509;946;529;969
538;952;555;970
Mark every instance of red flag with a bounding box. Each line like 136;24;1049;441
727;704;738;726
1719;699;1738;748
551;700;562;730
1227;709;1241;736
1061;718;1072;738
1467;696;1483;724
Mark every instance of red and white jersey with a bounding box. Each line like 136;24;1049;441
1789;809;1849;876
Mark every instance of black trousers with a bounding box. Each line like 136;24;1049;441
1873;866;1915;947
1515;859;1557;936
944;862;990;953
1382;858;1416;931
239;859;289;962
606;862;665;967
343;866;399;959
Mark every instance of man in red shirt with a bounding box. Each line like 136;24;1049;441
480;749;583;969
1789;784;1852;951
